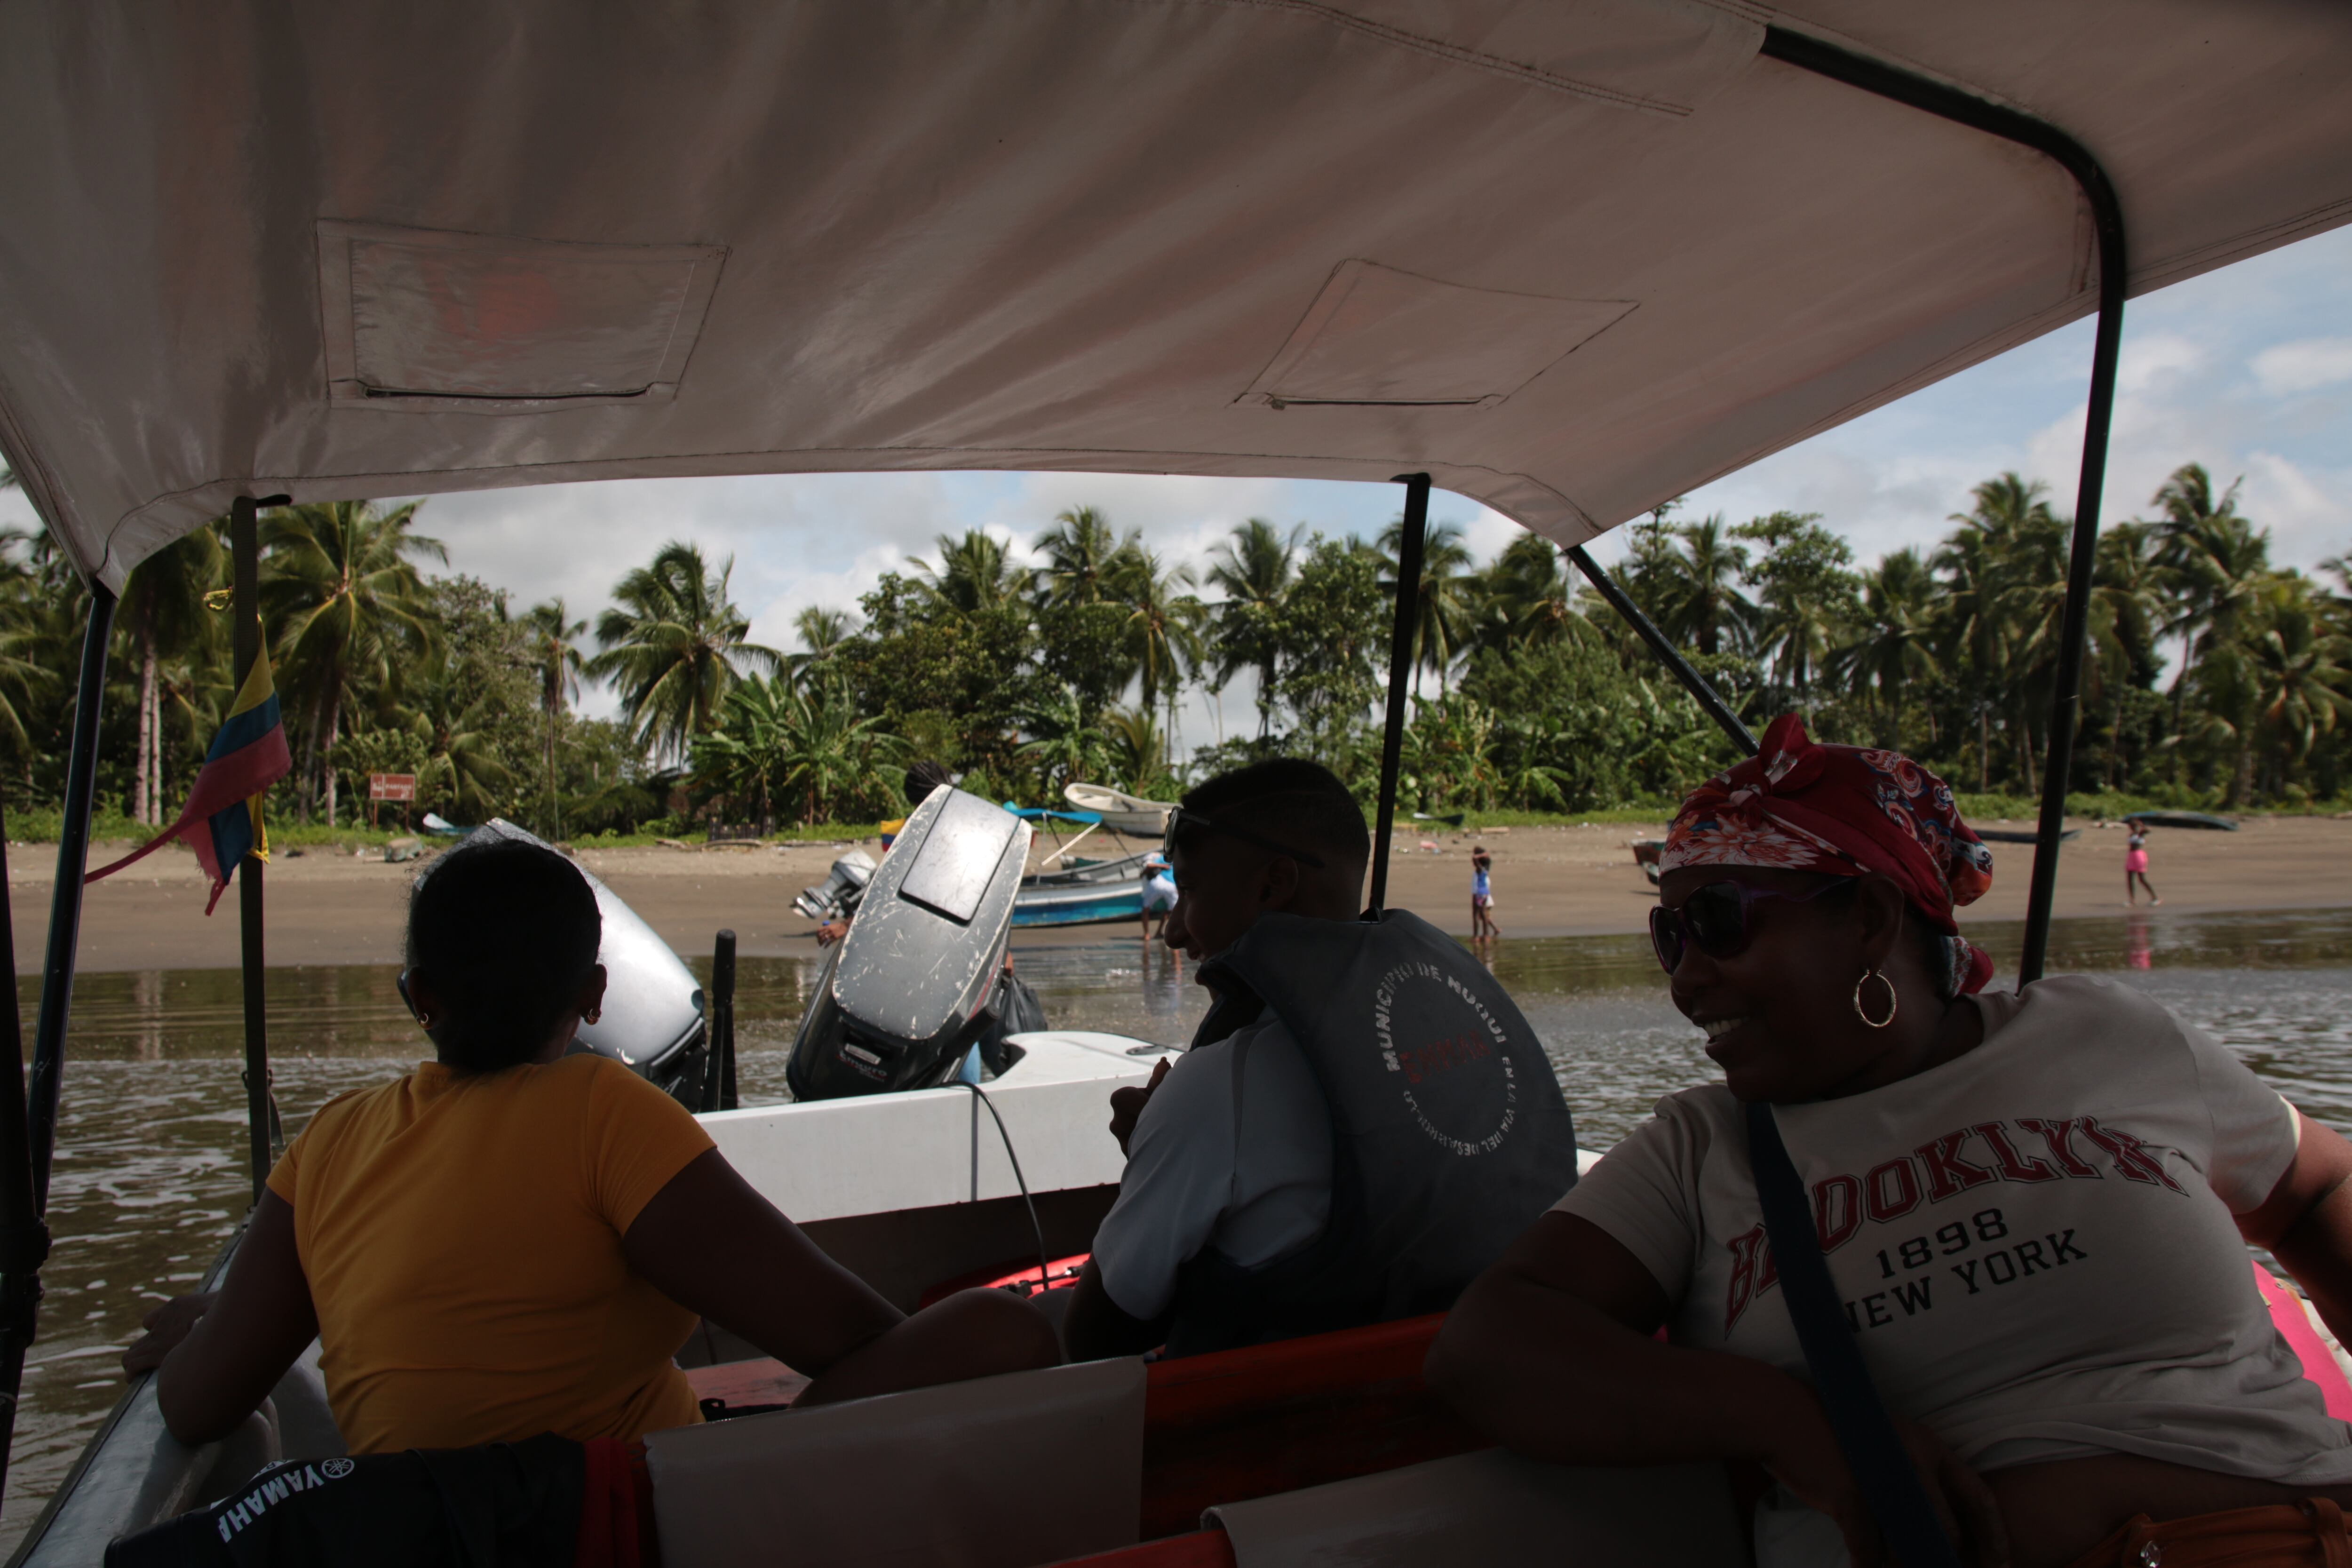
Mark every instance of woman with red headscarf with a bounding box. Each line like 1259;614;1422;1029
1430;717;2352;1568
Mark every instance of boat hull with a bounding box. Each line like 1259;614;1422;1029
1014;879;1147;927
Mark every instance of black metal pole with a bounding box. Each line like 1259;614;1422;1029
232;498;274;1204
702;930;735;1114
719;950;738;1113
0;809;49;1505
1566;545;1757;754
1366;474;1429;916
28;586;115;1215
1758;26;2128;987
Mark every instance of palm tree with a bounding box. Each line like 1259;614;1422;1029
2235;574;2352;798
913;530;1029;616
117;525;225;822
1099;705;1170;798
1014;682;1111;795
1108;546;1208;744
1378;518;1476;693
588;541;779;764
1478;533;1595;651
1635;516;1754;658
523;599;587;832
1206;518;1301;740
790;607;856;680
260;500;446;825
1833;549;1941;743
1036;507;1136;606
2150;463;2270;767
1934;474;2059;788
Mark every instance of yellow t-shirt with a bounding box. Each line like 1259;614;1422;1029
265;1053;715;1453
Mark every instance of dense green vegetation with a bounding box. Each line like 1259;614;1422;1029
0;461;2343;843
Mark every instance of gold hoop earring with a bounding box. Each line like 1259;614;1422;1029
583;1008;601;1025
1853;968;1898;1029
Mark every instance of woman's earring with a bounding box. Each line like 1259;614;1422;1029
1853;968;1898;1029
414;1013;434;1030
583;1007;601;1025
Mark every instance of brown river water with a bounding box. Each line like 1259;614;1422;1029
5;907;2351;1548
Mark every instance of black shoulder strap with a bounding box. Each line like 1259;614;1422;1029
1745;1099;1963;1568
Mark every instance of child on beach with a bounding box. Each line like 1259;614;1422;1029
2126;818;2161;906
1470;846;1499;941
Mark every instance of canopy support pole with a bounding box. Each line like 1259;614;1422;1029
1366;473;1429;916
1565;545;1756;754
1759;26;2127;988
232;498;276;1204
0;811;46;1506
702;930;736;1114
28;586;116;1215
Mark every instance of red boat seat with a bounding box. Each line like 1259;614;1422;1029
1137;1313;1479;1539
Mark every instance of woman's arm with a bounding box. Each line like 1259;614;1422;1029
152;1191;320;1444
622;1149;1058;1406
1428;1211;2006;1568
2238;1112;2352;1342
1428;1211;1811;1465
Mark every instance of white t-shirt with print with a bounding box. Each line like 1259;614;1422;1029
1556;974;2352;1488
1090;1016;1334;1321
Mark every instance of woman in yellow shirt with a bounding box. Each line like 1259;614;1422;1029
129;837;1059;1450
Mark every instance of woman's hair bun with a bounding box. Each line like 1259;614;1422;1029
405;837;602;1072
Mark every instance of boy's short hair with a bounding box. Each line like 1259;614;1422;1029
904;760;954;806
1177;758;1369;868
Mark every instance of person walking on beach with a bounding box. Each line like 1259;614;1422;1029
1139;852;1176;940
2125;817;2161;906
1470;846;1500;941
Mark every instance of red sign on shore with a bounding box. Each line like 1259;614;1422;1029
369;773;416;803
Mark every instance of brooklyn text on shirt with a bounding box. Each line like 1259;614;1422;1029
1722;1114;2185;1333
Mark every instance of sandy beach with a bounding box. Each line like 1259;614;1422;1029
7;815;2348;973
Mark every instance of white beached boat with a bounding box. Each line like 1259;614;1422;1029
0;2;2347;1563
1063;787;1179;843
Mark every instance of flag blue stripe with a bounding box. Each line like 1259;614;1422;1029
204;693;281;763
208;799;254;871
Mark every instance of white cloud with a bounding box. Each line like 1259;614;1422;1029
2117;332;2205;396
2252;337;2352;397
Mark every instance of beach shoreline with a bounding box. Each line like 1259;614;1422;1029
9;816;2349;973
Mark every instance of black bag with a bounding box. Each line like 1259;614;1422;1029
105;1433;584;1568
1746;1099;1962;1568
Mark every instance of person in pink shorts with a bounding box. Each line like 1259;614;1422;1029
2125;818;2160;906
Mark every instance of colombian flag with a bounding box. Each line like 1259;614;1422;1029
86;646;293;913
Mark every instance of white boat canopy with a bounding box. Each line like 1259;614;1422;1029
0;0;2347;589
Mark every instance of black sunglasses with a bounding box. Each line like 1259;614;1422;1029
1162;807;1327;869
1648;878;1851;974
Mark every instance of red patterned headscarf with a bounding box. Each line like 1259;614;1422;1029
1662;714;1996;993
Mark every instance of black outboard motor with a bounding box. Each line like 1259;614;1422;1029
786;788;1033;1098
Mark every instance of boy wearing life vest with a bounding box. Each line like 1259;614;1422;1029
1062;760;1580;1360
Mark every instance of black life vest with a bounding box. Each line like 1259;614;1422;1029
1162;909;1579;1357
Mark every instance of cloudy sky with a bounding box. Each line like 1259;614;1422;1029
7;223;2346;741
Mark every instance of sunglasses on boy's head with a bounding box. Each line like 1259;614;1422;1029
1162;807;1327;870
1647;876;1853;974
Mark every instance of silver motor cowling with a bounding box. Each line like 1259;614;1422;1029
793;850;877;921
786;788;1032;1098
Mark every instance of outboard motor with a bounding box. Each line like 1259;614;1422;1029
794;850;876;921
786;788;1032;1098
445;820;708;1099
